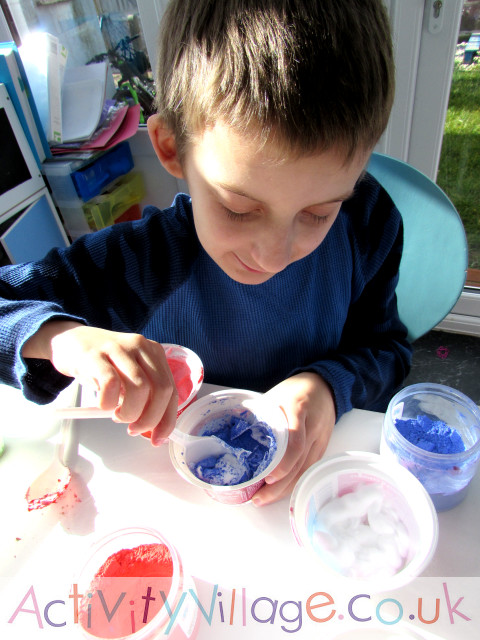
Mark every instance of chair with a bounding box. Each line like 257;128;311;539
367;152;468;342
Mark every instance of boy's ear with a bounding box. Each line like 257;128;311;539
147;115;184;179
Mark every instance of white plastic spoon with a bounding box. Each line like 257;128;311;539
26;387;81;510
54;406;229;463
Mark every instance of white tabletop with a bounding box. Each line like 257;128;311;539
0;382;479;639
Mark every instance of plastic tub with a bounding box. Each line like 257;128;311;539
140;344;204;440
170;389;289;504
82;172;145;231
71;142;134;201
290;452;438;591
381;383;480;511
162;344;204;417
75;527;199;639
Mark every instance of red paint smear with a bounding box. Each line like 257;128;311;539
79;543;174;638
141;356;194;439
25;472;72;511
168;357;193;405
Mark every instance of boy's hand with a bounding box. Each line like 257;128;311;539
252;372;336;506
23;321;178;444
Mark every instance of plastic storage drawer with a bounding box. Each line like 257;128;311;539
82;171;145;231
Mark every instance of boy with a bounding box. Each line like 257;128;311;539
0;0;411;505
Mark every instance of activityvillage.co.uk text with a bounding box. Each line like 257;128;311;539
6;580;473;635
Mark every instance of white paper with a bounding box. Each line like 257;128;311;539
61;62;107;142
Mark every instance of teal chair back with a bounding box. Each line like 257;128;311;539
367;152;468;342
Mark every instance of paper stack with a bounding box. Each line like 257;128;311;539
53;56;140;159
50;99;141;160
16;31;140;161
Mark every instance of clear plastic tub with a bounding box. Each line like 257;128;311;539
170;389;289;505
140;344;204;440
71;142;134;201
290;452;438;591
75;527;199;639
381;383;480;511
82;172;145;231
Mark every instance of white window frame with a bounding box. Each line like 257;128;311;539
408;0;479;335
137;0;169;78
0;8;10;41
380;1;480;335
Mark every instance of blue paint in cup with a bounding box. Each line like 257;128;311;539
382;383;480;511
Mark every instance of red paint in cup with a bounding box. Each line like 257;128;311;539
76;527;199;640
141;344;204;439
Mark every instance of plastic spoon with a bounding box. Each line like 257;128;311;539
54;406;229;463
26;387;81;511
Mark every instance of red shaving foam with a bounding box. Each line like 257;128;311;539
78;543;174;638
93;543;173;578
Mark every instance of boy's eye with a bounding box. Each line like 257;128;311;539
222;206;252;221
301;211;331;225
308;213;330;225
221;204;333;224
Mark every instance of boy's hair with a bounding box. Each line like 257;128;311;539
155;0;394;161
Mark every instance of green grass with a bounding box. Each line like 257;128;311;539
437;56;480;269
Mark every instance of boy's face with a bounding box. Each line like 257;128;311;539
153;119;371;285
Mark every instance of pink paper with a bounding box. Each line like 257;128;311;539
99;104;141;151
80;104;129;149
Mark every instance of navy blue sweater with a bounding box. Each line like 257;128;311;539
0;174;411;419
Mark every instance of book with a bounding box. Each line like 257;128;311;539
61;62;108;142
19;33;65;144
0;43;50;166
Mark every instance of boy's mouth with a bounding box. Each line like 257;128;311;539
234;255;267;274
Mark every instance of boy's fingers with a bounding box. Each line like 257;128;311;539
253;439;325;506
106;348;152;424
50;327;179;430
82;359;123;411
126;379;178;436
121;342;178;431
149;394;180;445
263;407;305;484
252;473;297;506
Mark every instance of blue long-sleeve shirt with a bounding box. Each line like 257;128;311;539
0;173;412;419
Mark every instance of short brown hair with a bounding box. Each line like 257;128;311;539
155;0;395;160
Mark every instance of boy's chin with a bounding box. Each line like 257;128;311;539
230;271;275;285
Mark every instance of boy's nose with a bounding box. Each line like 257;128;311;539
253;226;294;274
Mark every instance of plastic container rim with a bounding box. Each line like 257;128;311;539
169;388;289;494
289;451;439;588
75;526;184;640
161;343;204;413
384;382;480;463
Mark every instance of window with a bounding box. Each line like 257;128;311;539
437;1;480;286
382;0;480;335
1;0;156;120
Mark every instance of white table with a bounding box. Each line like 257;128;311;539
0;382;479;639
